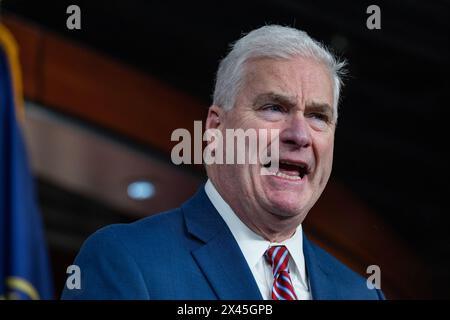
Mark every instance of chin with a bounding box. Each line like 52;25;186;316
264;192;310;218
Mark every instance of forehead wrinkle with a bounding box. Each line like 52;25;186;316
242;57;333;112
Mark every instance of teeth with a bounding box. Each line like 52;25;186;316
271;171;302;180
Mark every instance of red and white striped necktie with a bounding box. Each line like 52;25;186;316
265;245;298;300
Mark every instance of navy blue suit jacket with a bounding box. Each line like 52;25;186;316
61;187;385;300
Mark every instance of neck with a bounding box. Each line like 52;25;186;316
239;207;301;243
207;174;301;243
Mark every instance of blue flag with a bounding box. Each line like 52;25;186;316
0;24;54;300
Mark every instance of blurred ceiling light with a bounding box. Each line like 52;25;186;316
127;181;155;200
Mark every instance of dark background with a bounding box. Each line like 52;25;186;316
3;0;449;298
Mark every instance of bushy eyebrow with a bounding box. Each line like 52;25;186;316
252;92;297;108
253;92;334;118
305;101;334;119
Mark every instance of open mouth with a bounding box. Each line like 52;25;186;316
263;160;310;180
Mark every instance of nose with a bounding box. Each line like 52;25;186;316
279;114;312;150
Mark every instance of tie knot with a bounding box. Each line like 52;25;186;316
265;245;290;276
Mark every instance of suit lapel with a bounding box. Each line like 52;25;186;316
182;187;342;300
182;187;262;300
303;234;340;299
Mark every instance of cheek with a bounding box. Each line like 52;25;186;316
315;136;334;177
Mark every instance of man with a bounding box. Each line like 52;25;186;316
62;25;385;300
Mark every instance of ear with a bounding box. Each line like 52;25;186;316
205;105;223;130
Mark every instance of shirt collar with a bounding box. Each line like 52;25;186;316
204;179;307;286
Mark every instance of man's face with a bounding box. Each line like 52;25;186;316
208;56;335;236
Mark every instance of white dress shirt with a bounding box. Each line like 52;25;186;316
205;180;312;300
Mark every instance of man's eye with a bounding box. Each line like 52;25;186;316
262;104;284;112
309;113;329;122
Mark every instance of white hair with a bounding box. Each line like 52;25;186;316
213;25;347;120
